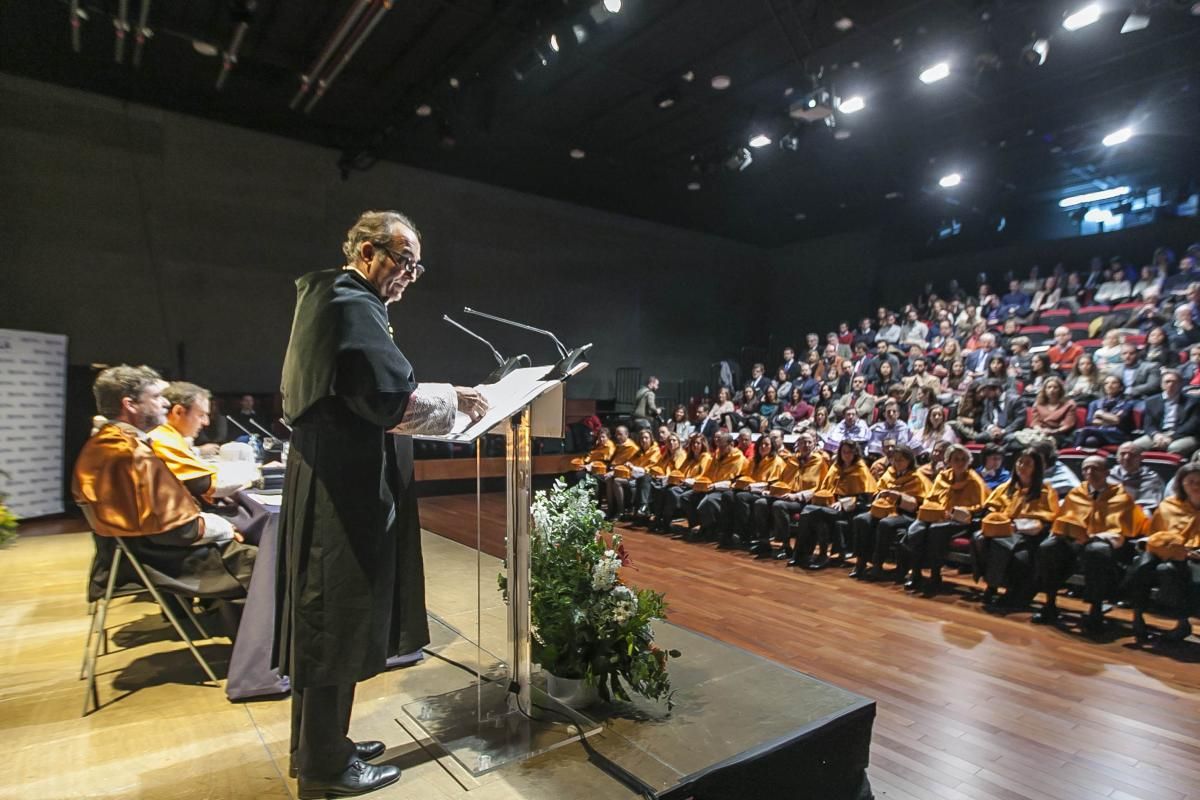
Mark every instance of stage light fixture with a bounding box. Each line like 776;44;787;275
939;172;962;188
834;130;851;140
919;62;950;84
1102;127;1133;147
789;88;833;121
1063;4;1101;30
569;148;586;159
1083;208;1115;223
448;76;460;88
748;134;771;148
687;181;701;191
193;40;219;57
1120;13;1150;33
654;88;679;109
415;103;432;117
794;212;807;220
838;95;865;114
711;75;731;90
1058;185;1130;207
725;147;753;172
1020;37;1050;67
549;34;560;52
603;0;621;13
779;132;800;151
834;17;853;31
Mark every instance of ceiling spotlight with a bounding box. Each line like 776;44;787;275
834;17;854;31
794;212;807;221
549;34;560;52
838;95;865;114
939;172;962;188
1084;208;1115;223
681;70;695;82
919;61;950;84
1020;37;1050;67
569;148;586;159
687;181;701;191
711;75;731;90
885;191;903;200
192;40;219;57
1058;185;1130;207
834;130;851;140
654;88;679;109
748;134;771;148
415;103;432;117
603;0;622;13
1063;4;1101;31
572;23;589;44
448;76;460;88
779;132;800;151
1102;127;1133;147
1120;13;1150;33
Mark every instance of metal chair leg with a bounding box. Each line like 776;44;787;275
115;539;219;685
177;598;212;642
82;547;123;716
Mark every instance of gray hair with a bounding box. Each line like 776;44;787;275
341;210;421;263
93;365;161;418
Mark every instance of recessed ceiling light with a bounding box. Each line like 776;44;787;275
834;130;851;140
834;17;854;31
448;76;460;88
939;172;962;188
839;95;865;114
919;62;950;84
569;148;586;159
687;181;701;191
681;70;695;82
1102;127;1133;147
748;134;771;148
603;0;622;13
783;86;794;97
415;103;433;117
794;212;807;220
1083;208;1115;223
549;34;560;52
885;191;903;200
1059;186;1130;207
1120;13;1150;33
711;75;731;90
1063;4;1101;31
192;40;219;57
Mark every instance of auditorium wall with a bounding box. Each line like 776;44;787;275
0;74;766;400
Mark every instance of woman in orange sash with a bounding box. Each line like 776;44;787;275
846;445;928;579
789;440;877;568
650;433;710;534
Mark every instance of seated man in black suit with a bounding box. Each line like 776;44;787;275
1132;369;1200;456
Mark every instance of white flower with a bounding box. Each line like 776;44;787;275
591;554;621;591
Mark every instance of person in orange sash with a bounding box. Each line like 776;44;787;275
727;434;787;548
600;425;641;518
569;426;615;486
605;427;661;520
680;431;746;541
633;432;687;526
898;444;989;595
971;448;1059;611
1123;463;1200;642
650;433;710;533
789;440;877;568
846;445;928;578
1033;454;1148;633
73;366;256;602
753;431;829;559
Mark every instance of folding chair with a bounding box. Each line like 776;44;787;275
81;536;220;716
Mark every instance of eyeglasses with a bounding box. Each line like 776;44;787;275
377;243;425;281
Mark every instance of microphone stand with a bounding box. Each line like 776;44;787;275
462;307;590;380
443;315;530;383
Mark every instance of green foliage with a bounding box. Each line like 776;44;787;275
0;470;17;547
500;477;680;709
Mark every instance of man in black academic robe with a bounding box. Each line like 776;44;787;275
273;210;487;799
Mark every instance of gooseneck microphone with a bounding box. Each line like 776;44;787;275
443;315;530;383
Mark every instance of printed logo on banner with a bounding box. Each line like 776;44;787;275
0;329;69;518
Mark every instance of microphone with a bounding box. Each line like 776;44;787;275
463;307;568;358
248;418;276;439
443;315;530;383
226;414;254;437
278;418;293;433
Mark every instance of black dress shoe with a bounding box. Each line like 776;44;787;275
298;760;400;799
775;550;792;561
804;555;829;570
903;577;922;592
921;578;943;598
1162;619;1193;642
1131;613;1151;644
290;742;387;779
1031;607;1058;625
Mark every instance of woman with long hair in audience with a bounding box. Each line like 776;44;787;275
971;448;1059;611
808;405;835;445
606;427;661;520
986;354;1016;396
964;320;989;351
1023;353;1053;397
707;386;736;434
940;358;971;407
755;430;830;559
772;366;794;400
907;385;938;433
813;382;836;414
872;359;896;396
1144;325;1173;368
1073;374;1132;448
1031;274;1062;312
650;433;710;534
949;383;984;442
935;337;962;373
1124;462;1200;642
1023;376;1076;447
637;432;688;527
731;433;787;548
1093;329;1123;372
782;386;813;425
805;347;823;380
897;443;988;594
789;440;877;569
848;445;928;579
758;385;782;423
1065;352;1102;406
914;403;958;453
667;404;694;440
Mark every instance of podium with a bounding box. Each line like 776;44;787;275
401;360;597;776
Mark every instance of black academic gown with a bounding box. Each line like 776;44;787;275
272;268;430;690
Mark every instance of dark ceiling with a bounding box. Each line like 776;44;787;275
3;0;1199;247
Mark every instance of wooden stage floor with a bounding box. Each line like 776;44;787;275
4;496;1199;800
419;492;1200;800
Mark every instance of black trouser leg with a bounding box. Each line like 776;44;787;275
851;512;877;569
793;508;825;562
604;476;620;516
291;683;357;779
751;497;774;542
1122;551;1159;610
681;490;702;528
698;492;730;541
924;521;969;575
900;521;929;578
1036;535;1083;609
1081;538;1124;607
772;501;806;552
734;491;760;538
634;476;653;511
872;515;915;570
